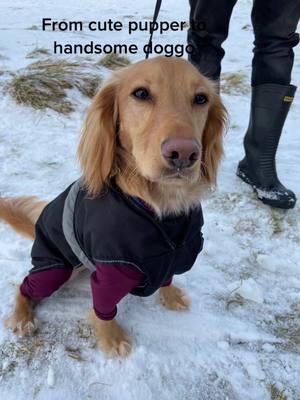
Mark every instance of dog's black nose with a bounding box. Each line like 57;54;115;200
161;138;200;169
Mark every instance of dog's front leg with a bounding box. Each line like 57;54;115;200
88;310;132;357
159;284;191;311
5;286;38;336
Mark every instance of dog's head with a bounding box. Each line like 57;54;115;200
78;57;227;212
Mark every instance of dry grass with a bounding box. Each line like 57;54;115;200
274;303;300;349
242;24;252;31
97;53;131;70
26;47;51;59
275;324;300;347
234;217;258;234
76;320;93;339
0;339;45;377
226;292;245;310
27;25;39;30
209;192;251;213
268;384;288;400
65;346;85;362
8;58;102;114
221;72;250;95
270;209;285;235
33;385;42;398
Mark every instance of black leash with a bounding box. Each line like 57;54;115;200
145;0;163;59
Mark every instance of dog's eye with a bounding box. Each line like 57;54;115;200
194;94;208;105
132;88;151;101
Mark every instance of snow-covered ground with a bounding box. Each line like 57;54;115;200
0;1;299;399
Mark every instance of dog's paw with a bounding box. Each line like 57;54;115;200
89;311;132;358
5;286;38;337
159;285;191;311
5;313;38;337
100;328;132;358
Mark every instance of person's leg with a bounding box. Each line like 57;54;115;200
5;268;72;336
187;0;238;81
251;0;300;87
237;0;300;209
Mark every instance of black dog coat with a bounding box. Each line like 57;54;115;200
31;179;204;297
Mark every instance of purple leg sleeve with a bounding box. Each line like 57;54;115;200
20;268;73;301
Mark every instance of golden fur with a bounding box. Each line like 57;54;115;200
78;56;227;216
0;197;47;239
0;56;227;357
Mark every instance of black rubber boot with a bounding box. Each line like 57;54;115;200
237;83;297;209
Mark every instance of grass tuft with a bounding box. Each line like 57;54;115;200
26;47;51;59
270;209;285;235
27;25;39;30
221;72;250;95
96;53;131;70
65;346;85;362
226;293;245;310
8;58;102;114
242;24;252;31
268;384;288;400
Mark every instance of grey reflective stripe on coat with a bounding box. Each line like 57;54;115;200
62;179;96;272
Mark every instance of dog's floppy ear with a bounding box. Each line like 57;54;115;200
78;77;119;197
201;94;227;185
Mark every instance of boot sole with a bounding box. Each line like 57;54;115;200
236;167;296;210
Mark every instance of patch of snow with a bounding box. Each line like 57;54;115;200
246;363;266;381
217;341;230;350
47;367;55;388
262;343;275;353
